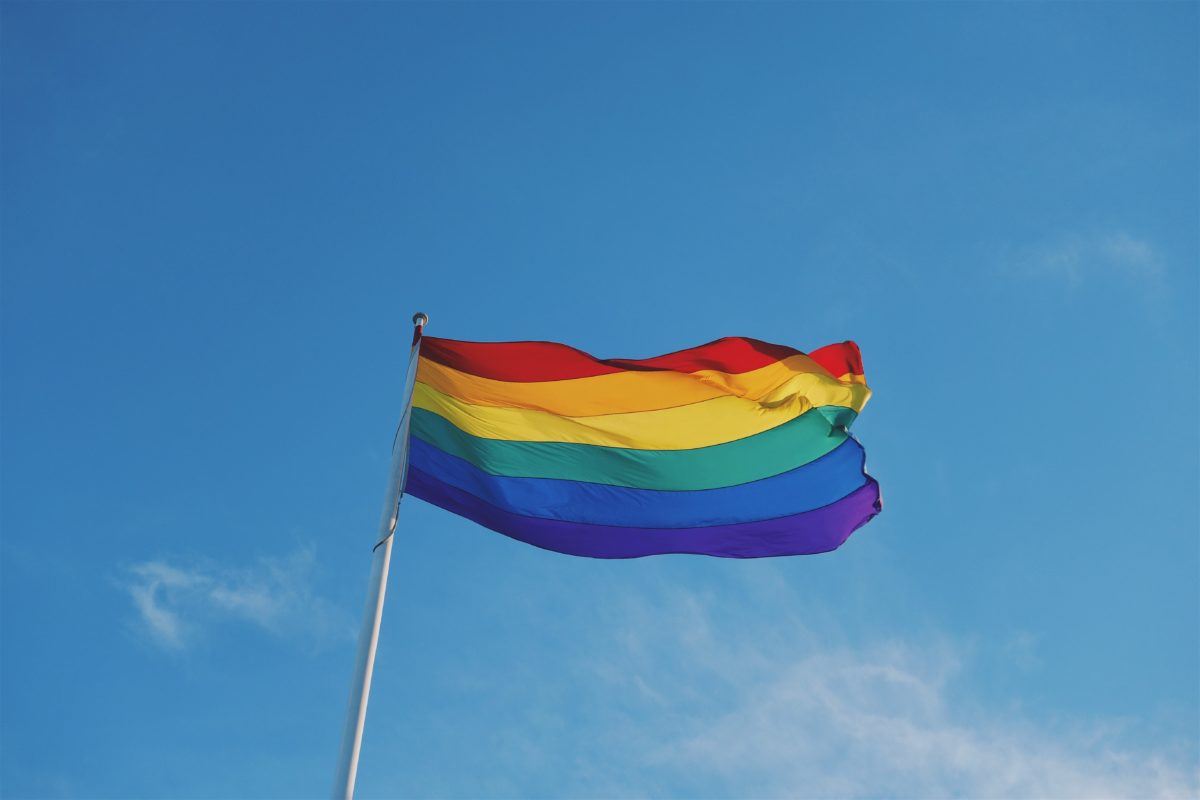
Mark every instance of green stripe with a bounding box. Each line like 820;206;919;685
410;406;857;491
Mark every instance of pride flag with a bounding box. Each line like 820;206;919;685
404;333;881;558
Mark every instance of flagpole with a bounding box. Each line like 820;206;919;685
333;312;428;800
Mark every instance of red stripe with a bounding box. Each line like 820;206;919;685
420;336;865;383
809;341;864;379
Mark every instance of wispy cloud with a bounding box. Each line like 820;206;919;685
120;545;354;652
660;642;1191;798
576;582;1198;799
1008;230;1166;288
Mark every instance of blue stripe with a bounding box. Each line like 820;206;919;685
407;435;869;528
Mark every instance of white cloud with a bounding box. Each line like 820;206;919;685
121;545;354;652
582;583;1199;800
662;643;1192;798
1009;231;1166;288
125;562;199;650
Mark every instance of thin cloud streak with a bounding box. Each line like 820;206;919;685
125;562;198;650
1007;230;1166;287
120;544;354;652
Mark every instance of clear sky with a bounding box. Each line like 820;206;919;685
2;3;1197;798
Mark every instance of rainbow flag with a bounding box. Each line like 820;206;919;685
404;334;880;558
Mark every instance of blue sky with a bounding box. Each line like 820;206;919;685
2;2;1197;798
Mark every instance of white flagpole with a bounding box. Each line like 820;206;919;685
333;312;428;800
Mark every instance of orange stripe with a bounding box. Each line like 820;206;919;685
416;353;870;417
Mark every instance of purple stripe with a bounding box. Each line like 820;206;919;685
405;468;882;559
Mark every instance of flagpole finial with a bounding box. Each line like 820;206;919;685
412;312;429;328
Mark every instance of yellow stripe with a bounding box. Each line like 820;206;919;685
417;354;870;416
411;380;865;451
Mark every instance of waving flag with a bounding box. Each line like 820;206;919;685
404;334;880;558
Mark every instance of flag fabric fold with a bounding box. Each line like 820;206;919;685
404;334;881;558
